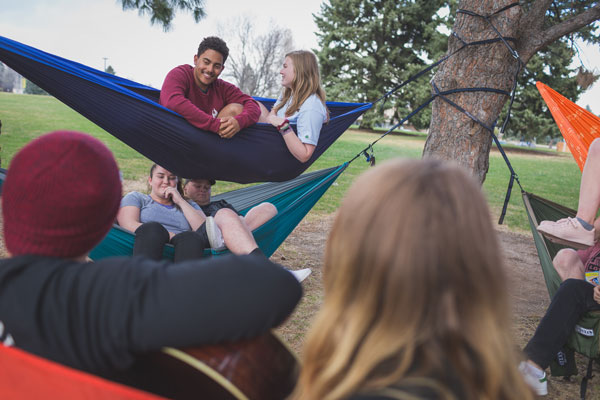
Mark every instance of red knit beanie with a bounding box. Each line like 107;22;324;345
2;131;122;258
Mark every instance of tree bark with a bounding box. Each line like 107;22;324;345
423;0;522;184
423;0;600;184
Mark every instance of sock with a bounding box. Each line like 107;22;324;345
577;217;594;231
520;361;545;379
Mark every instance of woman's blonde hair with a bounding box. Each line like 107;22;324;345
294;159;533;400
273;50;327;118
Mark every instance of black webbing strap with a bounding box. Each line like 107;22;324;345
374;2;521;106
352;2;526;224
373;35;517;109
580;357;594;400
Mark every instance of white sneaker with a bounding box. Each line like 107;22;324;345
289;268;311;283
205;216;225;249
519;361;548;396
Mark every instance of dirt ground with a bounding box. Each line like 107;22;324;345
273;214;600;400
0;206;598;399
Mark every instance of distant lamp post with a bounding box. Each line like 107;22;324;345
103;57;108;72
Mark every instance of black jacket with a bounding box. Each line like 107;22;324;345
0;254;301;375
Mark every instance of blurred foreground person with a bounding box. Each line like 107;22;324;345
294;159;534;400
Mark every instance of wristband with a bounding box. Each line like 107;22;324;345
281;126;293;135
276;119;289;131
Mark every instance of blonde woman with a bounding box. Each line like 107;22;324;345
294;159;534;400
259;50;328;162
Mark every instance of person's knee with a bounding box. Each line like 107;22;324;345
171;231;206;248
257;102;270;122
214;208;239;223
132;222;169;260
218;103;243;118
553;248;577;266
135;222;169;240
553;249;583;279
589;138;600;158
257;202;277;218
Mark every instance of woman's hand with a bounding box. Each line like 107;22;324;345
164;186;184;206
266;114;286;128
594;285;600;304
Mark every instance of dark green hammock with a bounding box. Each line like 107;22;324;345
89;164;347;260
522;192;600;375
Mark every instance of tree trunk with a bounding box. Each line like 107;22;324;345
423;0;522;184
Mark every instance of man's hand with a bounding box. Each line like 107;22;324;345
594;285;600;304
218;116;241;139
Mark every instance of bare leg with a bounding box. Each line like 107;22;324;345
214;208;258;255
553;248;585;281
576;138;600;224
243;203;277;231
217;103;243;118
257;102;270;123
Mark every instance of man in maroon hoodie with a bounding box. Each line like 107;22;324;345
159;36;260;139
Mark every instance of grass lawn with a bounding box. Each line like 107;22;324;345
0;91;581;233
1;91;592;399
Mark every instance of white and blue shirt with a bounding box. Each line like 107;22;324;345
275;94;327;145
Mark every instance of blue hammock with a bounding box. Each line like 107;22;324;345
0;35;371;183
89;164;347;260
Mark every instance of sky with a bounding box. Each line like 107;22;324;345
2;0;600;113
0;0;324;88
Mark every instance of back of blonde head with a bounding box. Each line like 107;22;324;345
273;50;326;117
294;159;533;400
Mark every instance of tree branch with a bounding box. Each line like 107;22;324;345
518;3;600;63
519;0;552;32
541;4;600;45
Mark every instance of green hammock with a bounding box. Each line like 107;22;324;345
522;192;600;365
89;164;347;260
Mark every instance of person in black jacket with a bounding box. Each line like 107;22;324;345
0;130;301;379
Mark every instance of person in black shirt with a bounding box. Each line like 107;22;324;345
0;131;301;378
184;178;276;231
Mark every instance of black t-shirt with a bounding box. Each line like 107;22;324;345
0;254;301;376
200;199;238;217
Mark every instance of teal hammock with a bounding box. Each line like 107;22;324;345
89;164;347;260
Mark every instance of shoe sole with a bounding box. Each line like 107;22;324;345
292;269;311;283
205;217;224;249
537;230;593;250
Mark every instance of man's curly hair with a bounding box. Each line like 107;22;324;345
197;37;229;64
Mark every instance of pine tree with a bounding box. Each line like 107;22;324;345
120;0;205;31
503;40;582;143
314;0;453;129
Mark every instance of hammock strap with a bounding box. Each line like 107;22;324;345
373;35;518;109
374;1;520;106
357;2;525;224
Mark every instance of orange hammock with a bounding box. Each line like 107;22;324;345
536;81;600;171
0;345;165;400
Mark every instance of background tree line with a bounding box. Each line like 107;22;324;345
314;0;599;142
7;0;600;148
135;0;597;144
